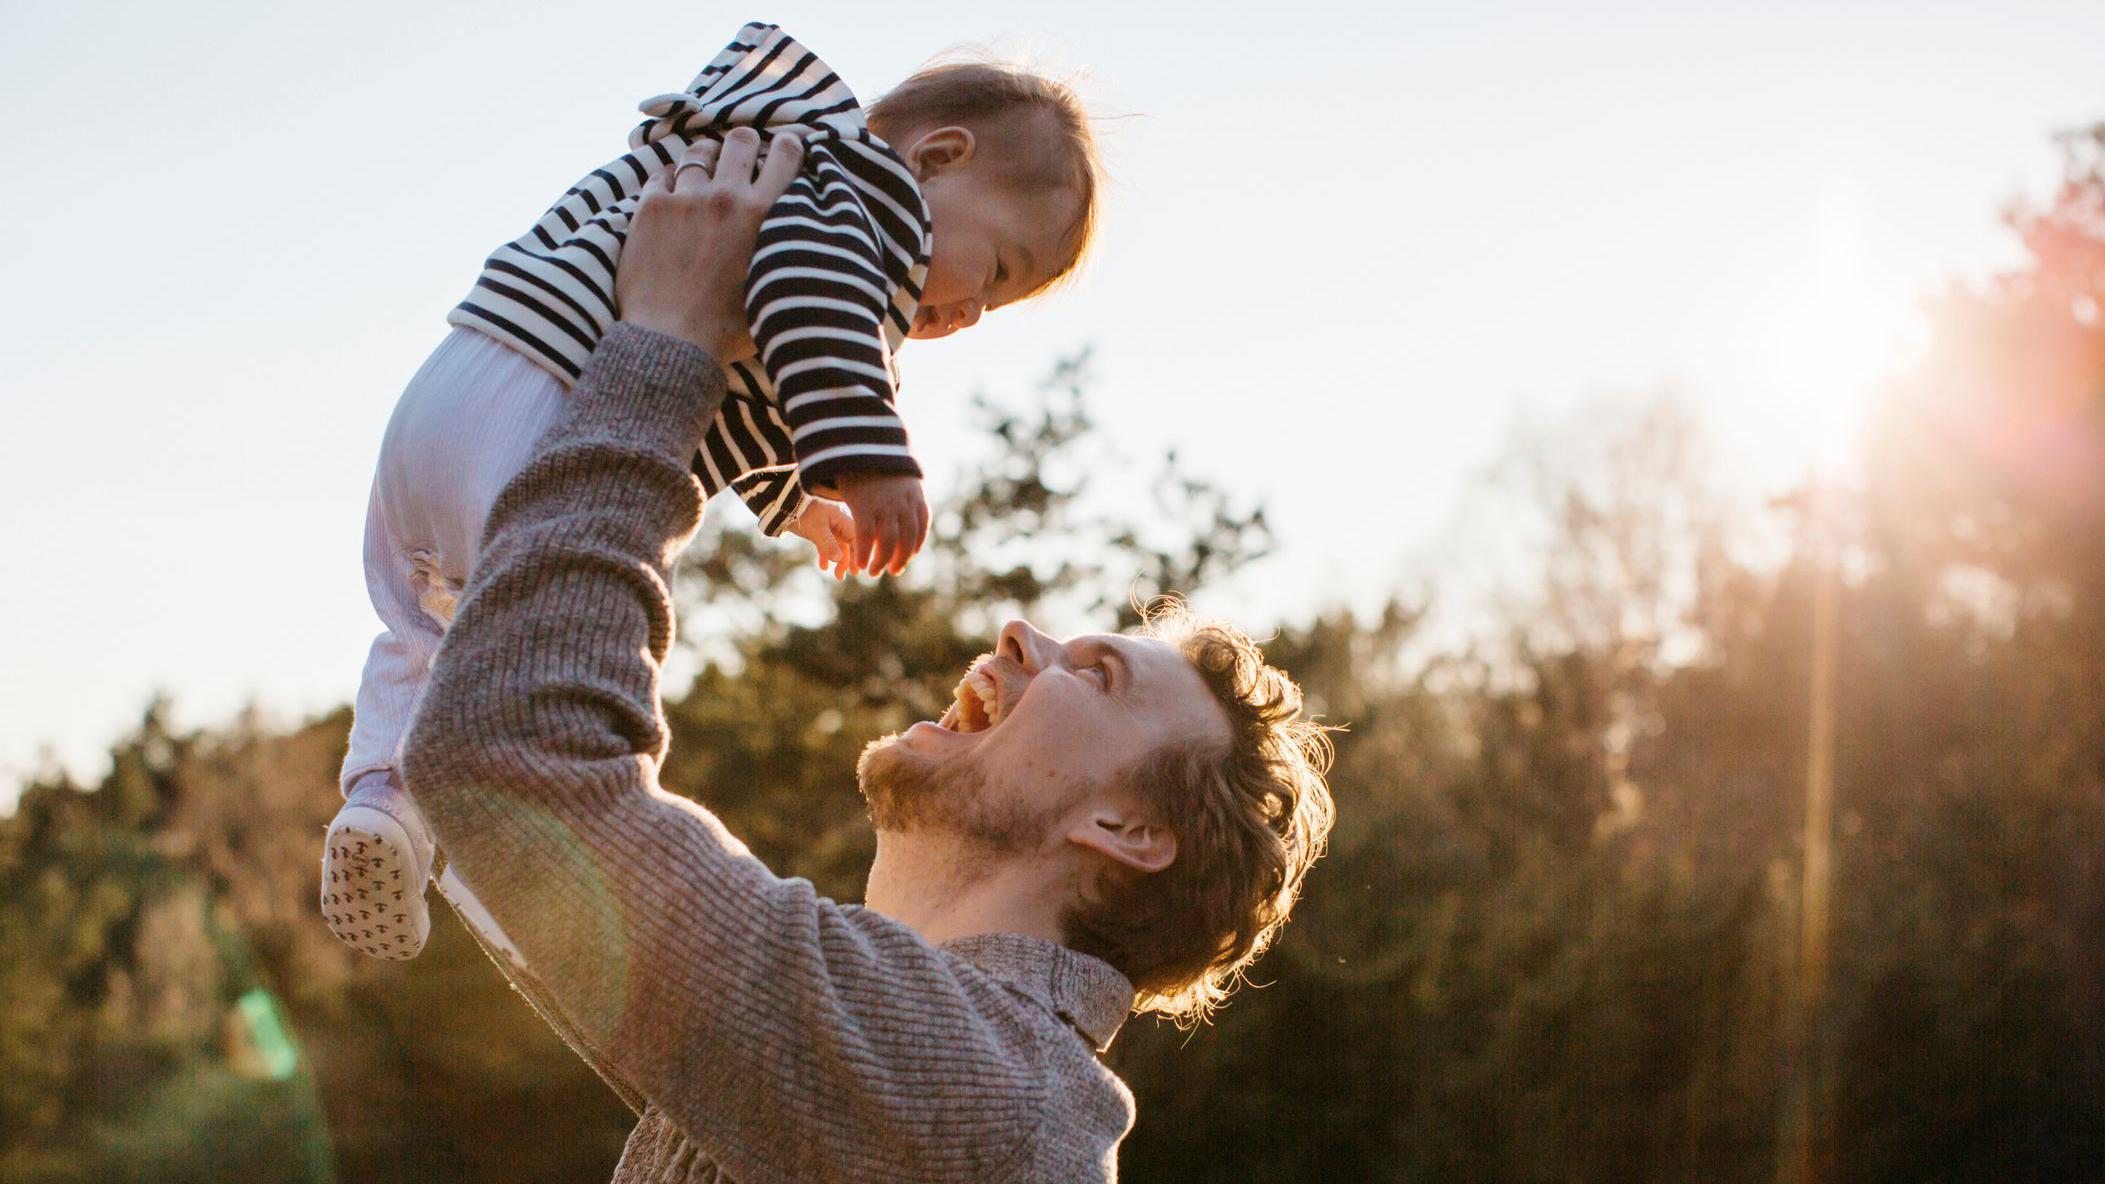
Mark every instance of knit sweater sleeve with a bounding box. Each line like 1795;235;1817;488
399;323;1043;1184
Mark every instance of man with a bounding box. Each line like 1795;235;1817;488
399;131;1335;1183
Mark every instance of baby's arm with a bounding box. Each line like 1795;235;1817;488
785;498;857;579
829;472;926;576
745;163;929;572
727;466;808;537
727;466;857;577
761;477;923;578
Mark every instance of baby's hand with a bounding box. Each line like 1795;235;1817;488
787;499;857;581
833;471;929;576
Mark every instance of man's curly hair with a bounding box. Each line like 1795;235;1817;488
1062;601;1337;1024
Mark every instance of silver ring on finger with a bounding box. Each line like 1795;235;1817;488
673;161;712;185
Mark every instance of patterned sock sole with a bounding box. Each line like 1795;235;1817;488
321;804;431;960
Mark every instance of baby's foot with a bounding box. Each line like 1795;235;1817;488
321;771;436;960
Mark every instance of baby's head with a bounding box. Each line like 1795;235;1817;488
868;60;1100;339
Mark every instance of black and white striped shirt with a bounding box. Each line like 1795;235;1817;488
449;22;933;535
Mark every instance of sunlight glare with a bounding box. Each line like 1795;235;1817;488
1782;178;1908;476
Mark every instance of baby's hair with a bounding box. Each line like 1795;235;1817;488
867;57;1102;296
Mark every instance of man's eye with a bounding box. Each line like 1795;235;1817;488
1090;663;1111;690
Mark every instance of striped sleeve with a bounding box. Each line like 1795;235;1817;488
691;371;800;518
726;467;809;537
746;165;922;493
450;142;677;386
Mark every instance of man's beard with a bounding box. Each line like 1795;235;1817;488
856;734;1063;855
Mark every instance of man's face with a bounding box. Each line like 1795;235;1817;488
858;620;1231;852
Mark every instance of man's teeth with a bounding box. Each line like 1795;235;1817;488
972;673;1006;725
945;668;1006;732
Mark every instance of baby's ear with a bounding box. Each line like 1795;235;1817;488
907;126;977;178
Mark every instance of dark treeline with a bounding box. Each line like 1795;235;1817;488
5;127;2103;1182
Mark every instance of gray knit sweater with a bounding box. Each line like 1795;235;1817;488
399;323;1139;1183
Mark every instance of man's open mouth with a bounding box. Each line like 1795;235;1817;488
936;660;1009;734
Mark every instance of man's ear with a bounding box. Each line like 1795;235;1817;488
905;125;976;180
1068;808;1177;876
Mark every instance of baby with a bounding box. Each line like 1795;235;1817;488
322;21;1099;961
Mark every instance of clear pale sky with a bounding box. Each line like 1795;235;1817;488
3;0;2099;800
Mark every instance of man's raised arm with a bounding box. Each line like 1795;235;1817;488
398;132;1048;1184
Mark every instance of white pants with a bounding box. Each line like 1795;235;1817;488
340;328;571;795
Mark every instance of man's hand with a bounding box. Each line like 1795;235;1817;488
787;499;858;580
615;129;801;361
833;472;929;576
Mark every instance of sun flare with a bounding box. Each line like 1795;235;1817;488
1777;180;1916;475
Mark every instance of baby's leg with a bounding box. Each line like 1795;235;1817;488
326;329;569;961
340;482;447;798
324;482;449;958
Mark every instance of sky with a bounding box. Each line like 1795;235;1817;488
3;0;2100;802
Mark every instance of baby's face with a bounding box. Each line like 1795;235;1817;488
901;124;1083;339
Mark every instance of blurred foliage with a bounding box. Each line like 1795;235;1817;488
6;125;2105;1181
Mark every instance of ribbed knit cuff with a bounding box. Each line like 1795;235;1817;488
573;323;727;465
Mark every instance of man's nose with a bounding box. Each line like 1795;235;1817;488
997;619;1060;673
